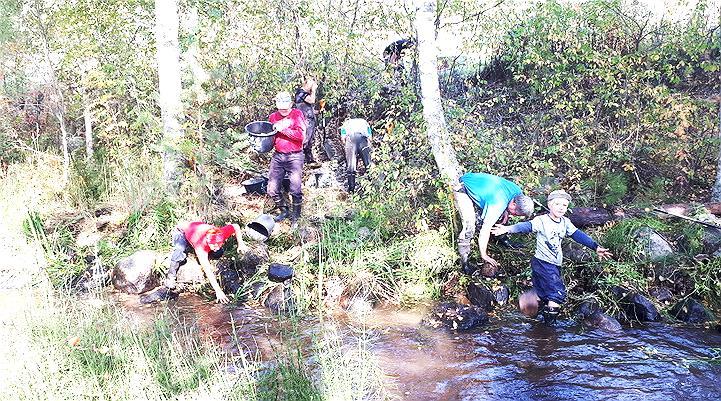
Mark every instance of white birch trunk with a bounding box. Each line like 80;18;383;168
712;83;721;201
154;0;185;194
414;0;463;187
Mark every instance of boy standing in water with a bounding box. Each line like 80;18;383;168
491;189;612;324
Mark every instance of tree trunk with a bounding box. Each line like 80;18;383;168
414;0;463;188
567;202;721;227
154;0;185;194
712;80;721;201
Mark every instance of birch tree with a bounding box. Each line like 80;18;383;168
154;0;184;194
413;0;462;187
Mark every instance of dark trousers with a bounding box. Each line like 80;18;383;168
530;257;566;304
303;118;316;158
267;151;304;204
344;133;371;173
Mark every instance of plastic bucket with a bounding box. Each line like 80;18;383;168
268;263;293;282
246;213;275;241
242;177;268;195
245;121;275;153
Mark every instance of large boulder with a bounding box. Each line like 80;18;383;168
633;227;674;261
111;250;161;294
466;283;494;312
424;302;489;331
670;298;714;324
620;293;661;322
238;244;270;274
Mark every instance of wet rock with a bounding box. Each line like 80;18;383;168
139;286;178;304
263;284;294;314
111;250;161;294
425;301;489;331
217;260;243;296
175;258;205;285
466;283;494;312
576;302;622;332
633;227;674;261
562;241;593;263
238;244;269;274
480;262;498;278
492;285;510;305
648;286;674;304
299;226;320;245
670;298;713;324
620;293;660;322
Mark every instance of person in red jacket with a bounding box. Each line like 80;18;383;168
268;91;306;225
142;221;248;304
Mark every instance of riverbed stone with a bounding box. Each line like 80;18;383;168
576;302;622;332
263;283;294;314
466;283;494;312
111;250;161;294
670;298;713;324
238;244;269;274
217;259;243;296
425;301;489;331
634;227;674;261
701;226;721;254
620;293;661;322
71;262;111;293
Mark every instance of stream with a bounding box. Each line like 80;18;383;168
117;293;721;400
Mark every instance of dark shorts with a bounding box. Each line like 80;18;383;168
530;257;566;304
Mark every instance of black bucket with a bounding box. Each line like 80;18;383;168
246;213;275;242
242;177;268;195
268;263;293;282
245;121;275;153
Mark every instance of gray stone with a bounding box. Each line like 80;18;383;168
493;285;510;305
357;227;372;242
671;298;714;324
648;286;674;304
263;283;294;313
175;257;205;285
238;244;269;273
634;227;674;261
576;302;622;332
111;250;161;294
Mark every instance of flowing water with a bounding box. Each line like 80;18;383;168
117;293;721;400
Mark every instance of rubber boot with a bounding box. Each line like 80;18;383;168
541;305;560;325
460;254;478;276
273;199;290;222
291;202;302;229
347;172;357;193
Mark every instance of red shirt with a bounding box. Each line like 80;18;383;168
183;222;235;253
269;109;305;153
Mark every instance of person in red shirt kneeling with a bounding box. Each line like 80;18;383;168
159;221;249;304
268;91;306;226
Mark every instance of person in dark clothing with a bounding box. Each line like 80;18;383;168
294;77;318;166
383;38;415;66
340;118;372;193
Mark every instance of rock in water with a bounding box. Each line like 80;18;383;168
576;302;622;332
466;283;494;312
424;302;489;331
671;298;713;324
111;250;161;294
620;293;660;322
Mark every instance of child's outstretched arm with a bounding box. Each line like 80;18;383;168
570;229;613;260
491;222;532;236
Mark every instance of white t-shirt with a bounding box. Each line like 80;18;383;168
530;214;578;266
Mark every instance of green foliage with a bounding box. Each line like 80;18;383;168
604;217;668;260
256;347;322;401
688;258;721;310
23;211;85;288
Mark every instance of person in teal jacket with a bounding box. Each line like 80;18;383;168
455;172;534;274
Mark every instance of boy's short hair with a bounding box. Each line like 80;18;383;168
547;189;572;203
513;194;534;218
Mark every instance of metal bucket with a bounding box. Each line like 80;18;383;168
246;213;275;242
245;121;275;153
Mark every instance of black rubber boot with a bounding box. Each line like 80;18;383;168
496;234;526;249
291;202;302;228
541;305;560;325
347;172;356;193
460;254;478;276
274;199;290;222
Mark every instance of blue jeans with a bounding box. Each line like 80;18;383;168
531;257;566;304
